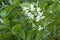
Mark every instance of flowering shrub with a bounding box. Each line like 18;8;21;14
0;0;60;40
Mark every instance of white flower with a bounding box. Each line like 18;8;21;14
23;7;29;11
30;8;35;11
35;16;40;22
25;10;29;13
27;12;34;19
38;25;43;31
0;18;3;23
30;4;35;11
37;7;41;12
39;25;41;28
30;4;34;8
38;12;43;16
41;16;45;19
27;12;32;16
59;1;60;3
29;14;34;19
49;10;52;13
24;10;29;15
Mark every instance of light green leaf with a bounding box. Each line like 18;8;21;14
35;30;44;40
20;2;30;7
0;25;7;30
17;29;25;40
0;34;3;40
12;24;22;32
26;30;36;40
3;18;9;25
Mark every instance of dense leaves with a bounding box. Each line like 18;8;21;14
0;0;60;40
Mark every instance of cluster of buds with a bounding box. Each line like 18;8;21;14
22;3;45;22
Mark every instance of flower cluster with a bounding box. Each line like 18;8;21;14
22;4;45;22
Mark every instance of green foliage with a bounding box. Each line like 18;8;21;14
0;0;60;40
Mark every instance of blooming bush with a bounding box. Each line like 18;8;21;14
0;0;60;40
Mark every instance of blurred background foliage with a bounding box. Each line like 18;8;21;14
0;0;60;40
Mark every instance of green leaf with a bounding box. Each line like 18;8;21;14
3;18;9;25
20;2;30;8
0;25;7;30
12;24;22;32
35;30;45;40
0;5;14;18
17;29;25;40
39;3;47;9
0;34;3;40
12;0;20;6
12;24;25;40
26;30;36;40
